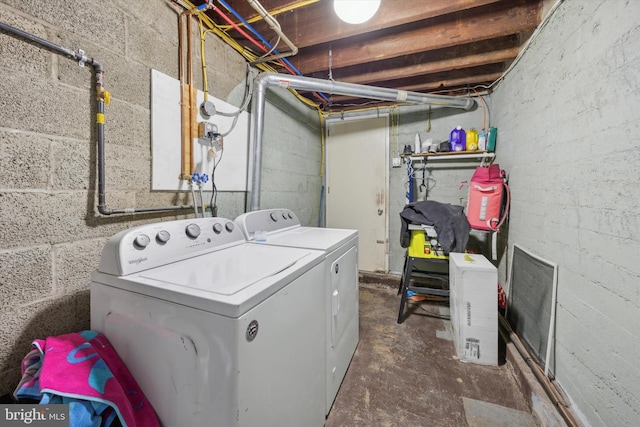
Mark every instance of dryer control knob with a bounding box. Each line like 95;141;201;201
133;234;151;249
213;223;223;234
185;223;201;239
156;230;171;244
287;212;293;219
225;222;235;232
270;212;278;222
282;212;288;220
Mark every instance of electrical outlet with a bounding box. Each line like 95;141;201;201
392;157;402;167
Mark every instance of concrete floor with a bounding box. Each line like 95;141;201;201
325;282;537;427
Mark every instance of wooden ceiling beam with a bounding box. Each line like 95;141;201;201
278;0;503;48
336;46;520;85
398;71;506;92
292;1;540;74
216;0;502;48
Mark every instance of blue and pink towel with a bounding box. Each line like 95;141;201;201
14;330;159;427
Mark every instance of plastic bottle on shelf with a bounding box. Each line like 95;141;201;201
487;127;498;151
449;126;466;152
478;132;487;150
466;128;479;151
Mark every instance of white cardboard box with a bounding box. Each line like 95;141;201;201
449;253;498;366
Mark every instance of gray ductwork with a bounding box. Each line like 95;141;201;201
248;72;476;211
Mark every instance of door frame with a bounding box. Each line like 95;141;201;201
324;113;390;273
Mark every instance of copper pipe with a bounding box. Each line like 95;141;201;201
187;12;196;176
178;9;194;180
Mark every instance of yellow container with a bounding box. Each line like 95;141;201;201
408;230;449;260
466;128;479;151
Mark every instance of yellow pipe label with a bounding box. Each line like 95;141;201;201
96;113;105;124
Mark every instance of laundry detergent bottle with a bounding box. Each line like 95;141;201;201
449;126;466;152
466;128;479;151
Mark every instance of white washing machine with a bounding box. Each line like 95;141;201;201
90;217;327;427
235;209;359;415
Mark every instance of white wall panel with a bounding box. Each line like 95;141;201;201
151;69;249;191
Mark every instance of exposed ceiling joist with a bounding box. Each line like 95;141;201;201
202;0;544;110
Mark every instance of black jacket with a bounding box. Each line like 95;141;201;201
399;201;470;254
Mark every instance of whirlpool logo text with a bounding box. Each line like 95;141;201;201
128;257;148;265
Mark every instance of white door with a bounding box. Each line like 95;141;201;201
326;116;388;272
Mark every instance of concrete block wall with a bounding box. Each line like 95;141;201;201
388;105;486;273
258;88;323;226
490;1;640;426
0;0;320;396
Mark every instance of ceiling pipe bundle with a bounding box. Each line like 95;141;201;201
245;0;298;64
248;72;476;211
213;0;331;104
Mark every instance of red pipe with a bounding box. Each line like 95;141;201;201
211;6;298;75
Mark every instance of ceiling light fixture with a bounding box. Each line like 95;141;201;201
333;0;381;25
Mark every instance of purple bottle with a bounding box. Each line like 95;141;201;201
449;126;466;152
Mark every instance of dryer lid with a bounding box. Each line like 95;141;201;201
262;227;357;252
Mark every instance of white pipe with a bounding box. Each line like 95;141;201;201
248;72;476;211
247;0;298;64
408;153;495;161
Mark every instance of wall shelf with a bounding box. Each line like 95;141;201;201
401;150;495;162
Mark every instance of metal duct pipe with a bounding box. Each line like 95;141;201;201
248;72;476;211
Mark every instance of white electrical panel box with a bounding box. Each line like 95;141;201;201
150;69;249;191
449;253;498;366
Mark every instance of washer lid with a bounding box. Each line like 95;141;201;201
260;227;357;252
93;243;324;318
138;244;311;295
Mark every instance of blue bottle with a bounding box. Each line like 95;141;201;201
449;126;466;152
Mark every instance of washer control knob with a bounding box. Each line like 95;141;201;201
133;234;151;249
185;223;201;239
225;222;235;232
270;212;278;222
213;223;223;234
156;230;171;244
282;212;288;220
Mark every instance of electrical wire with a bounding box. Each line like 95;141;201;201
209;146;224;216
178;0;325;109
215;0;331;104
211;5;270;58
318;108;325;177
215;63;254;117
198;16;210;101
217;0;320;29
472;0;565;92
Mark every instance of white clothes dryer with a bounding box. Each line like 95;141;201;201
90;217;326;427
235;209;359;415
